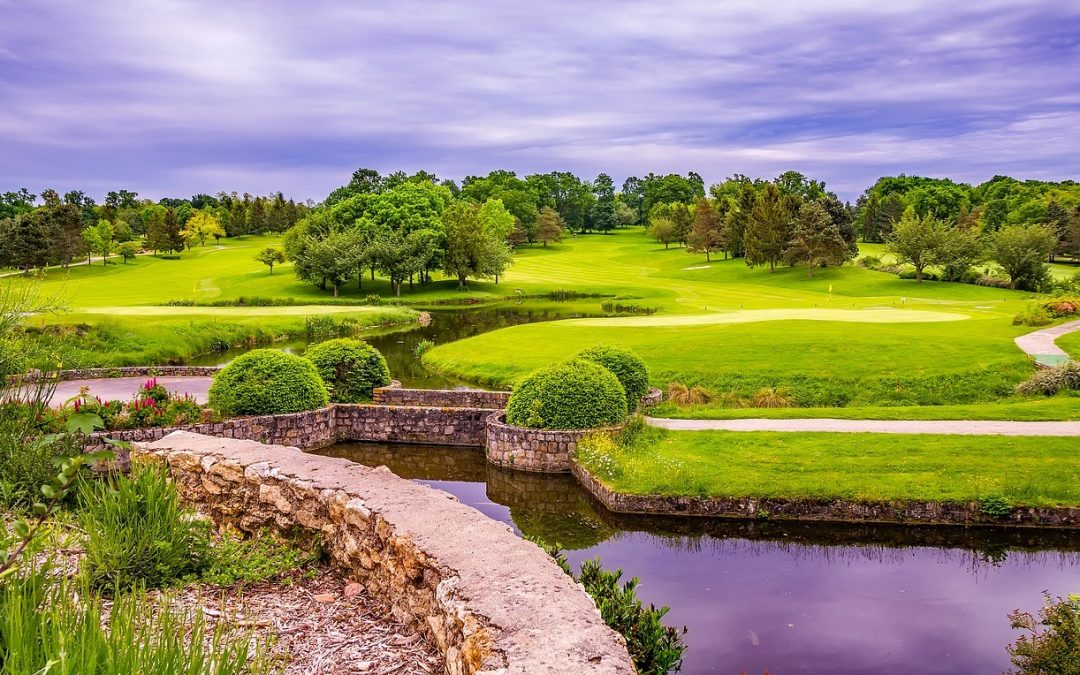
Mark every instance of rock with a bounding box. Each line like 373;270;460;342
344;582;364;597
313;593;336;603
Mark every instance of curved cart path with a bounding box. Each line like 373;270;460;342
1014;318;1080;367
647;417;1080;436
47;376;213;407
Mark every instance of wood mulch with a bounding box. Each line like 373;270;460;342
182;565;444;674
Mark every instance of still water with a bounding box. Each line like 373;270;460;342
317;441;1080;674
188;305;589;388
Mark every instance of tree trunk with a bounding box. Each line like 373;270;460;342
370;268;375;281
706;251;711;262
394;281;402;297
916;266;923;283
807;264;813;278
333;284;340;297
769;260;776;273
458;274;467;289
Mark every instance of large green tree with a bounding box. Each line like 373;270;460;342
590;173;618;234
687;198;724;262
745;183;794;272
783;201;853;277
886;207;946;283
990;224;1057;291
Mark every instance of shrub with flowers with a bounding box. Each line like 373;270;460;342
45;381;213;432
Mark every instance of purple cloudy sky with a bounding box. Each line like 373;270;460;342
1;0;1078;201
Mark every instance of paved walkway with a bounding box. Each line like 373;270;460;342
48;376;213;407
647;417;1080;436
1014;319;1080;367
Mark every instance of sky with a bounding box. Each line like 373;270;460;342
1;0;1078;202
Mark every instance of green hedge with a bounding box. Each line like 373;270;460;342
304;338;391;403
506;358;627;430
576;344;649;410
208;349;328;416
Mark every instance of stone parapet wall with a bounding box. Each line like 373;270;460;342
373;385;511;410
10;365;223;384
336;404;492;446
485;413;621;473
88;408;337;458
137;432;634;675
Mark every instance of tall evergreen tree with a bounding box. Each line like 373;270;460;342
745;183;793;272
591;173;617;234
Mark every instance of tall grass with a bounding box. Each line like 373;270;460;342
0;565;271;675
78;464;210;591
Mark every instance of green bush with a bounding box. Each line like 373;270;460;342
78;464;210;591
1008;593;1080;674
1016;361;1080;396
0;565;269;675
0;403;80;508
209;349;328;416
1014;304;1054;327
576;344;649;410
304;338;391;403
506;358;627;430
529;540;686;675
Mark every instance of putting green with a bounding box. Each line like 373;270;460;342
568;308;970;327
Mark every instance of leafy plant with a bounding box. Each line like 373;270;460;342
305;338;391;403
576;344;650;411
506;358;627;430
78;463;211;591
201;530;321;586
1008;593;1080;674
412;338;436;358
528;539;687;674
979;494;1012;518
209;349;328;416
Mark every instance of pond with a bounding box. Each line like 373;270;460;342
317;441;1080;674
187;303;596;388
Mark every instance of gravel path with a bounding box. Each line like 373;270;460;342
48;376;213;406
1014;319;1080;366
647;417;1080;436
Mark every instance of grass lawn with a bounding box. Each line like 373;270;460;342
417;228;1075;407
578;429;1080;507
650;394;1080;421
1059;330;1080;359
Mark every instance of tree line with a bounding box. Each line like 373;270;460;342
0;189;309;270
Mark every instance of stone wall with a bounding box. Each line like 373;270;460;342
88;408;337;458
10;365;222;384
485;413;622;473
640;387;664;407
373;385;511;410
137;432;634;675
336;404;492;446
571;463;1080;528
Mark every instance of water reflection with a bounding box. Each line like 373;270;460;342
318;442;1080;674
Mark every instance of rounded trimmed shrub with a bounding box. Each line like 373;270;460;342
304;338;391;403
575;344;649;410
208;349;328;416
506;358;628;430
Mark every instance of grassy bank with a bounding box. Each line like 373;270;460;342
650;395;1080;421
578;428;1080;507
1059;330;1080;358
24;306;416;367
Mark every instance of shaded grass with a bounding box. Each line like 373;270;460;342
577;429;1080;506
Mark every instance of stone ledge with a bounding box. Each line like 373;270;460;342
486;413;623;473
10;365;222;384
137;432;634;675
570;462;1080;528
